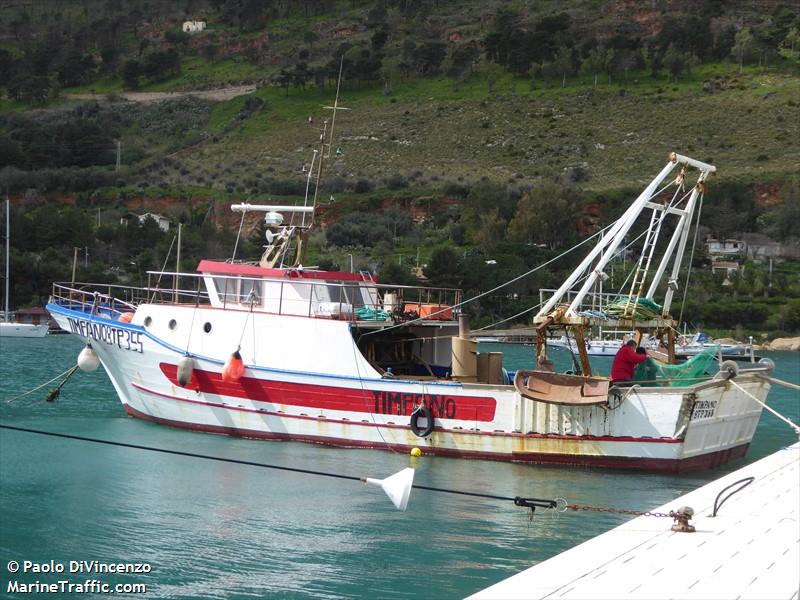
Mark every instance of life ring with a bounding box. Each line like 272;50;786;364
410;404;434;437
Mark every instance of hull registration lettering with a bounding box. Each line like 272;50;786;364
67;317;143;353
691;399;717;420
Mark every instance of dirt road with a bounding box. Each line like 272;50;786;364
65;84;257;103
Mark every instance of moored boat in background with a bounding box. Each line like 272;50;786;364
1;199;48;339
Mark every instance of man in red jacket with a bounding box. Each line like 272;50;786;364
611;339;648;384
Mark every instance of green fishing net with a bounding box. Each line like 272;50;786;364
355;306;391;321
632;346;719;387
604;297;663;320
578;296;664;321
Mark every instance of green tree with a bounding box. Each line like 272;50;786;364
778;299;800;332
484;62;503;94
142;49;181;82
447;43;479;81
413;40;447;75
731;28;755;72
424;246;463;289
7;74;51;103
782;26;800;55
58;49;94;88
304;30;319;51
461;181;515;238
553;46;573;86
507;180;580;249
662;43;697;81
121;59;141;89
581;45;609;87
379;261;418;286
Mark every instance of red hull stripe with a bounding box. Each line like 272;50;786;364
136;381;681;444
121;403;749;473
159;363;497;421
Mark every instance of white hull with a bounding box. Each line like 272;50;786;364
0;322;49;338
48;302;771;472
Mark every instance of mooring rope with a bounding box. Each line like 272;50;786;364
3;366;78;404
0;424;557;510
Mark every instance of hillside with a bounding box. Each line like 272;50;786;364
1;0;799;335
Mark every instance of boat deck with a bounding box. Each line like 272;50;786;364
469;442;800;600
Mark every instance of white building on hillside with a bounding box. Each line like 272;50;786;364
182;21;206;33
121;212;171;232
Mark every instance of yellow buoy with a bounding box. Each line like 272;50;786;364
410;447;422;457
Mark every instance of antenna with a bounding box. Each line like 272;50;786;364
311;56;350;216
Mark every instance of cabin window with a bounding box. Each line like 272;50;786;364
239;278;262;305
345;286;366;308
213;277;237;305
325;283;346;304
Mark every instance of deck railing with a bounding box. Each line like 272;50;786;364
52;271;461;325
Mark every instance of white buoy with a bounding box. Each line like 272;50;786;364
363;467;415;511
715;360;740;380
77;344;100;372
177;355;195;387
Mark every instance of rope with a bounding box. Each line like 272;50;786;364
712;477;754;517
678;191;704;326
729;380;800;435
360;225;612;338
3;366;78;403
758;375;800;392
474;301;543;331
44;366;80;402
231;207;247;261
350;325;402;454
0;424;556;510
148;233;177;303
236;294;256;351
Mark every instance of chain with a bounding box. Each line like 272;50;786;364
567;504;674;518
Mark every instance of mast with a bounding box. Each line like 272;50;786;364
231;61;349;268
174;222;182;302
4;197;9;322
313;56;349;220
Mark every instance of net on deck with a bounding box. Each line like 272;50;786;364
578;297;663;321
633;347;718;387
604;297;663;320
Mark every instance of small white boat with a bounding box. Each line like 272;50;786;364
1;199;48;338
677;332;746;356
546;334;625;357
0;321;49;338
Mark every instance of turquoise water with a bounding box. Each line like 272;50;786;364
1;336;798;599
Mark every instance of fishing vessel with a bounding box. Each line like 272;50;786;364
46;140;775;471
1;199;49;338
